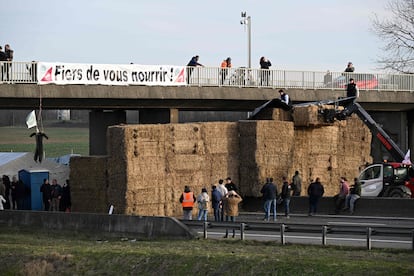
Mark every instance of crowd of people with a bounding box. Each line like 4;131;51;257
187;55;276;86
0;174;71;212
179;170;363;226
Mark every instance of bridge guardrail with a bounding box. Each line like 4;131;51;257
2;61;414;92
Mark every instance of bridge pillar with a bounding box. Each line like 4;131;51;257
139;108;179;124
89;110;126;155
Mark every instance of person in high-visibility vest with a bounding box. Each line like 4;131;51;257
179;185;196;220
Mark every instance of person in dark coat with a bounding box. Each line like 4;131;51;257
40;178;52;211
260;56;272;86
30;131;49;162
260;178;278;221
307;177;324;216
281;176;293;218
60;179;72;212
225;177;238;192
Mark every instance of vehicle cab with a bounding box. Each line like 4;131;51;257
358;163;413;198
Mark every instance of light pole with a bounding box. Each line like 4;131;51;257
240;12;251;68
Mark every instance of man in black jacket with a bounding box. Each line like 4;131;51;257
260;178;278;221
307;177;324;216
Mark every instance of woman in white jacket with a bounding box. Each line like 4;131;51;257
196;188;210;221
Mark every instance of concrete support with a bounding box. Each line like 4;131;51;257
89;110;126;155
139;108;179;124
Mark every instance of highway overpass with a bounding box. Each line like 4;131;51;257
1;61;414;156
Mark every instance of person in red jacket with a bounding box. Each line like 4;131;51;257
179;186;196;220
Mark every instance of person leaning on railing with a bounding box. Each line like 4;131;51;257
186;55;203;84
4;44;14;81
0;46;7;81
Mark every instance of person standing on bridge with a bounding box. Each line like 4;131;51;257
186;55;203;84
220;57;232;85
260;56;272;86
4;44;14;81
0;46;7;81
344;62;355;72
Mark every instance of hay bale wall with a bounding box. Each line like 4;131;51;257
70;156;108;213
71;110;372;216
107;122;239;217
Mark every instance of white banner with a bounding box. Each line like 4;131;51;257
37;62;186;86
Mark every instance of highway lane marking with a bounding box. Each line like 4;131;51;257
327;222;387;226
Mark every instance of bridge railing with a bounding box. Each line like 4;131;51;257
2;61;414;91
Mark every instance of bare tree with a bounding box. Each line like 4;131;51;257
373;0;414;73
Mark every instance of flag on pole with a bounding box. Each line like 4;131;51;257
402;149;412;165
25;110;37;129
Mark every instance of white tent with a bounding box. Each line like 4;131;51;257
0;152;70;185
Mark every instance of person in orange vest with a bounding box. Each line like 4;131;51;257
220;57;232;85
179;185;196;220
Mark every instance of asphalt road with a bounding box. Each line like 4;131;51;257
182;212;414;250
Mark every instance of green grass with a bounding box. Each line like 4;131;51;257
0;227;413;275
0;126;89;157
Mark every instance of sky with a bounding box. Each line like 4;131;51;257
2;0;392;73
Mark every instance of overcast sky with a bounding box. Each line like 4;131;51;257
2;0;391;72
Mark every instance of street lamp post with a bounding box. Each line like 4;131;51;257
240;12;251;68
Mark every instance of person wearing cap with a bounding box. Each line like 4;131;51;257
179;185;196;220
279;89;290;105
344;62;355;72
196;187;210;221
346;78;359;103
220;57;232;85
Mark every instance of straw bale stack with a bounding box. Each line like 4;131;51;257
70;106;372;215
70;156;108;213
239;120;294;197
105;122;240;217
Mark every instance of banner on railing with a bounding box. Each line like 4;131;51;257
36;62;186;86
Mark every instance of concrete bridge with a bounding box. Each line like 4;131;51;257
1;61;414;157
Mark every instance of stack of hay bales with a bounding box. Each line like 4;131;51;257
71;104;372;216
70;156;108;213
107;122;239;217
239;120;294;197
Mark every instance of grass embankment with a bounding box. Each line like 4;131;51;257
0;126;89;157
0;228;413;275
